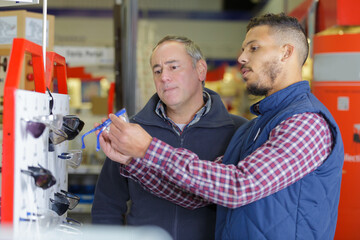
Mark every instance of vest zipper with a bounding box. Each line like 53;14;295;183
253;128;261;141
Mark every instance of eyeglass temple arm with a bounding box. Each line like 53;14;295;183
95;108;127;151
20;169;33;176
81;108;127;151
81;124;105;149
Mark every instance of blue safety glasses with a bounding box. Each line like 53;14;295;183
81;108;128;152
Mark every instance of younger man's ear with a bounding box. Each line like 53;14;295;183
281;44;294;62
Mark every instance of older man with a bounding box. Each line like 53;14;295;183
91;35;247;240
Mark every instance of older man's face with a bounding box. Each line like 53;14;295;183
151;41;204;111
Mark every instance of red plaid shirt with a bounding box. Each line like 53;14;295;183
120;112;332;209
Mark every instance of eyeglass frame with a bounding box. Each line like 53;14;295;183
21;164;56;190
23;114;69;145
50;194;70;216
81;108;128;152
62;115;85;140
57;190;80;210
58;150;83;168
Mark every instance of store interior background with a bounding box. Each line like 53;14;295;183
17;0;306;113
0;0;320;228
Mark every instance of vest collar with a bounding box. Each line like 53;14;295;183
250;81;310;116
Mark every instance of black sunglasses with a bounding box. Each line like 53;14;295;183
21;164;56;190
50;193;70;216
61;115;85;140
57;190;80;210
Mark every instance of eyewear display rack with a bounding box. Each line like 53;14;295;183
1;38;69;236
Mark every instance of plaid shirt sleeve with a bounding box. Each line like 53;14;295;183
124;112;333;209
119;158;212;209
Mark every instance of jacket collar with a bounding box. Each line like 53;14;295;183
133;88;235;128
250;81;310;116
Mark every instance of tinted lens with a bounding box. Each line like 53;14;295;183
35;174;50;188
63;116;79;131
61;127;78;141
50;198;69;216
26;121;46;138
35;173;56;189
62;116;85;140
47;174;57;189
77;119;84;132
54;192;70;204
49;129;68;145
22;166;57;190
59;190;80;210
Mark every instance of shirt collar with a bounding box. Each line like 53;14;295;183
155;90;211;132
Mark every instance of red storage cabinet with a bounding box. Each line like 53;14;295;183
312;33;360;239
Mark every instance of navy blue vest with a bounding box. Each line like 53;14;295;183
216;81;344;240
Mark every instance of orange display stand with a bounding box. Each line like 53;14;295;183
45;51;68;95
1;38;45;224
1;38;68;225
312;33;360;239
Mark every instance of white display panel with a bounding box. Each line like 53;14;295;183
12;89;69;235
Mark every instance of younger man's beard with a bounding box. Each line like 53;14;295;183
246;60;281;96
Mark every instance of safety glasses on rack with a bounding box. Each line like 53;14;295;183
62;115;85;140
58;150;83;168
34;114;69;145
49;129;68;145
21;164;56;190
33;114;63;129
81;108;128;152
64;217;82;227
50;193;70;216
23;114;60;139
24;114;69;145
25;121;46;138
56;190;80;210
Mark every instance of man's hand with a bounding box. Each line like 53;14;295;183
94;119;133;165
104;113;152;159
99;134;133;165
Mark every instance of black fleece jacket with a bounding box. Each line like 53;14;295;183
91;89;247;240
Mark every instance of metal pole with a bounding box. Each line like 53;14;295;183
124;0;138;116
114;0;138;116
113;0;123;110
42;0;47;69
